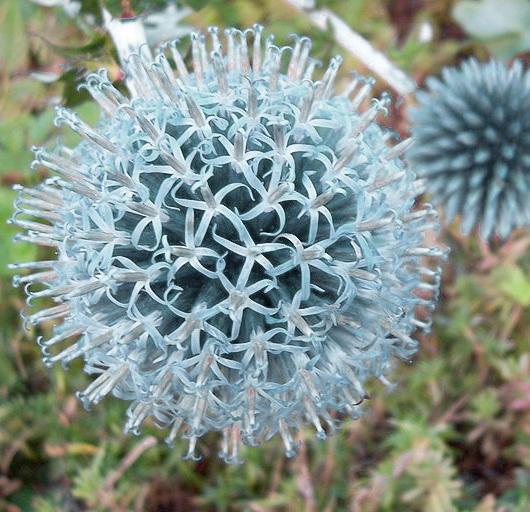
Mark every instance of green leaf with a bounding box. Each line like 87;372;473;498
39;33;108;60
79;0;103;24
0;108;57;177
452;0;530;60
0;0;30;78
470;389;501;421
72;448;107;505
490;263;530;307
33;496;61;512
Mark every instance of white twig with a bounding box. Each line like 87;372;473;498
285;2;417;97
102;7;151;97
102;7;151;66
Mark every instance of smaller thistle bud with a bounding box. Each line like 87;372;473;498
407;58;530;241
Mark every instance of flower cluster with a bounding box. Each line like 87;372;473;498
407;58;530;241
11;25;444;462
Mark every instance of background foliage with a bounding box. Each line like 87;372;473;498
1;0;529;510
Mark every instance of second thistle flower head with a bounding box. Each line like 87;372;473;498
11;25;444;462
407;58;530;241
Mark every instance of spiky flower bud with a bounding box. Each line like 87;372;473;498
407;58;530;241
10;25;444;462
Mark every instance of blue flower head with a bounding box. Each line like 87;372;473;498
10;25;444;462
407;58;530;241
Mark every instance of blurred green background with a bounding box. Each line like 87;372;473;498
1;0;530;510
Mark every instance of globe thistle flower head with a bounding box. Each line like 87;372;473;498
407;58;530;241
10;25;445;463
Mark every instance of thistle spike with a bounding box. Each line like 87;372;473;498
10;25;445;464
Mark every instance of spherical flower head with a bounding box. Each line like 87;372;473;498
407;58;530;241
10;25;444;463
